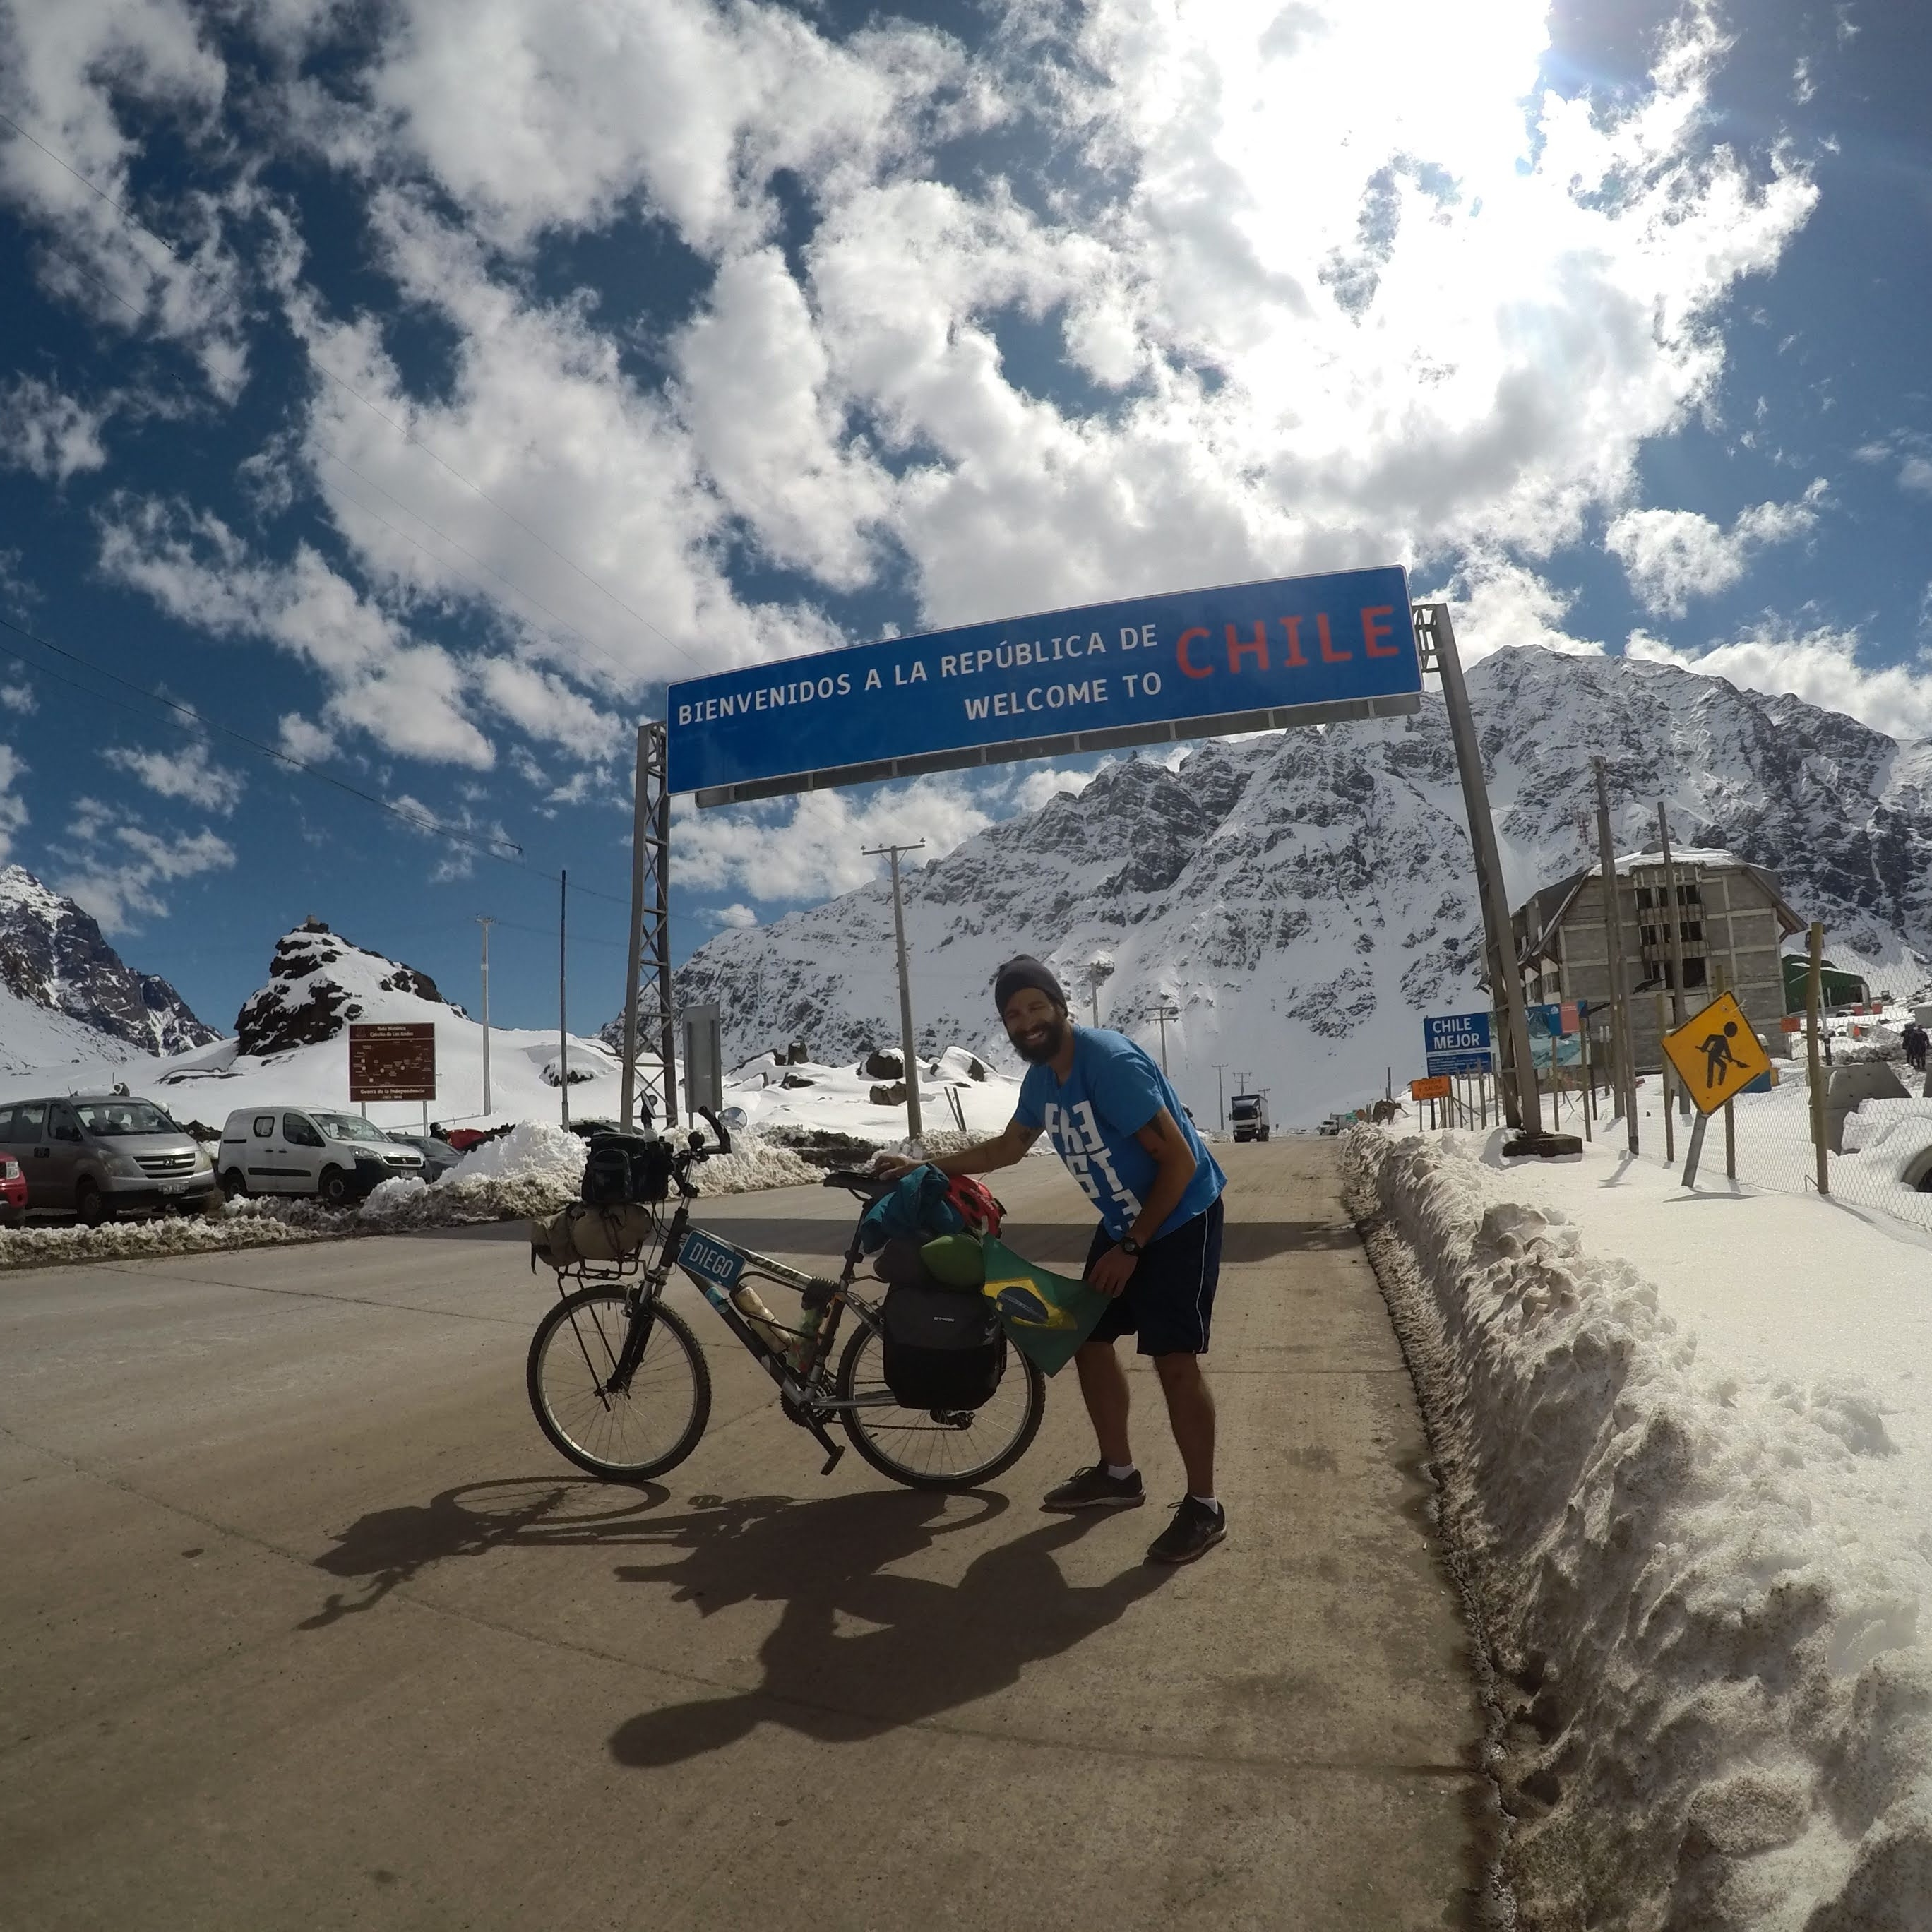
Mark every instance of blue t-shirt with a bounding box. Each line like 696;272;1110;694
1013;1027;1226;1241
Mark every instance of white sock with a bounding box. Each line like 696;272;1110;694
1105;1462;1137;1481
1188;1493;1220;1513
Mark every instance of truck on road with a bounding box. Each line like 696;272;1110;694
1229;1092;1270;1143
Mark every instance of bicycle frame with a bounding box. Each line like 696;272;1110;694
576;1165;898;1475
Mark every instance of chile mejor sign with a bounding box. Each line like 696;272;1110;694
667;567;1421;803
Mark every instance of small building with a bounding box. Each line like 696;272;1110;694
1511;849;1805;1073
1778;954;1868;1013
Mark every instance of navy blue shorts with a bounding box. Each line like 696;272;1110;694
1082;1197;1224;1357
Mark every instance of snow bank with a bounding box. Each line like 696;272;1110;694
0;1204;323;1269
1345;1126;1932;1931
0;1122;822;1268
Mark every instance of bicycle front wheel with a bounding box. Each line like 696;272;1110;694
527;1288;710;1480
835;1321;1045;1490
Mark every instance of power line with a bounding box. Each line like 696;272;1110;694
0;109;707;674
0;607;633;907
0;609;521;857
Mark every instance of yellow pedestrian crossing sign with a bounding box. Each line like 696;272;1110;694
1661;991;1772;1114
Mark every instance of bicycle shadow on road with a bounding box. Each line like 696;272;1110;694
299;1476;674;1628
605;1487;1169;1766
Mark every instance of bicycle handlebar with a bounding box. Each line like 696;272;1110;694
696;1105;731;1157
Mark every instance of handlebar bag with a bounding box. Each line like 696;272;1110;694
880;1283;1005;1410
582;1131;674;1205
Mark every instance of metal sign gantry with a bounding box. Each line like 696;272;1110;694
618;721;678;1131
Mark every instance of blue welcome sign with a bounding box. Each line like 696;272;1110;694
668;566;1420;803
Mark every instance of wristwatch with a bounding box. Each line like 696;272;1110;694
1118;1234;1143;1257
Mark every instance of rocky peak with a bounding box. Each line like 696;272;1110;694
234;922;454;1058
0;864;220;1056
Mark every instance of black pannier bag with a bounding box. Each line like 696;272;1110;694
581;1131;674;1207
880;1284;1006;1410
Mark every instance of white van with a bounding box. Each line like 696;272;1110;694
219;1107;425;1206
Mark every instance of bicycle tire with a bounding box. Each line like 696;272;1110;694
527;1287;710;1480
834;1320;1044;1491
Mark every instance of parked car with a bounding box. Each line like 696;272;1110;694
0;1152;27;1224
0;1094;219;1224
386;1130;461;1181
218;1107;425;1207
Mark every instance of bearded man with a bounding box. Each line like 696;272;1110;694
878;955;1229;1564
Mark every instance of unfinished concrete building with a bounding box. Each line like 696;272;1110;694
1511;849;1806;1073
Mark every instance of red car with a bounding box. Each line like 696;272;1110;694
0;1153;26;1224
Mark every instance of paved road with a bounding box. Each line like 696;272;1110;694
0;1140;1489;1930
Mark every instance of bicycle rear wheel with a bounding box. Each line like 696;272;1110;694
835;1320;1044;1490
527;1287;710;1480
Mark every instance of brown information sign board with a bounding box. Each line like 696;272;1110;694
349;1022;437;1102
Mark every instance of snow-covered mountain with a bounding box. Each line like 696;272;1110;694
0;914;624;1132
670;648;1932;1126
0;865;218;1067
234;916;460;1056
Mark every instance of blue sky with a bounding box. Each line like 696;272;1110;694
0;0;1927;1037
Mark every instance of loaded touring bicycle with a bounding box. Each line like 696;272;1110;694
525;1109;1046;1491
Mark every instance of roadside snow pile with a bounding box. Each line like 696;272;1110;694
1345;1126;1932;1932
0;1205;322;1270
0;1121;825;1268
1840;1097;1932;1156
692;1133;821;1194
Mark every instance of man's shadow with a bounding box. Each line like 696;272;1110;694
605;1488;1169;1766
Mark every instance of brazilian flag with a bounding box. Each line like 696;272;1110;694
978;1236;1112;1376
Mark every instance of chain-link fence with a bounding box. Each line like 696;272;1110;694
1417;1028;1932;1242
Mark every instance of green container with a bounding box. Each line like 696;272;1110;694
919;1233;988;1289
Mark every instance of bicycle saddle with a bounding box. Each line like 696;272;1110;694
822;1169;897;1198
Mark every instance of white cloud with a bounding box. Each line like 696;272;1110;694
1898;458;1932;497
708;902;758;929
102;733;246;813
1010;764;1105;810
52;797;235;931
0;376;110;482
675;775;993;901
475;657;623;760
0;743;28;861
1606;482;1827;617
0;684;35;715
1432;556;1604;660
384;791;515;883
277;711;338;763
96;499;495;768
10;0;1844;861
1628;624;1932;743
0;0;251;395
359;0;983;254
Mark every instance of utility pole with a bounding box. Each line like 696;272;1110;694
1213;1062;1228;1132
1806;920;1829;1195
475;914;494;1119
1656;801;1690;1119
619;722;676;1132
558;870;571;1130
1141;998;1180;1076
1656;802;1688;1031
863;839;926;1140
1413;604;1544;1142
1592;761;1636;1155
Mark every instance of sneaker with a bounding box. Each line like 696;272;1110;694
1041;1465;1146;1512
1146;1497;1227;1565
